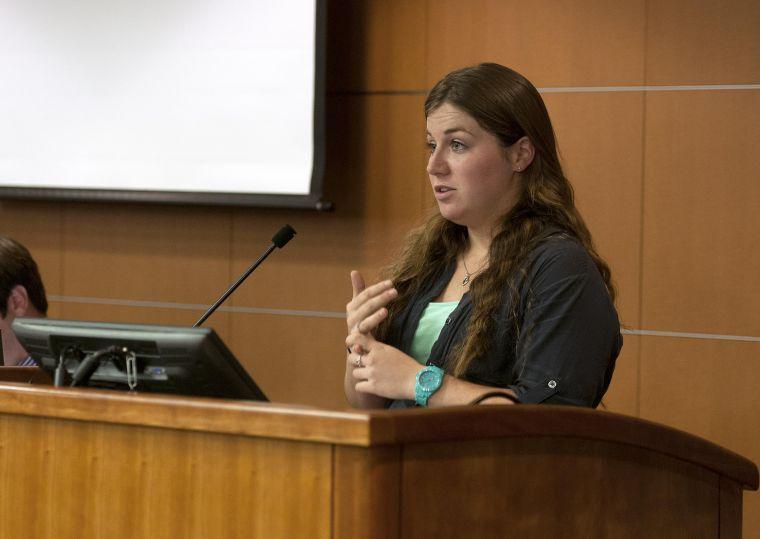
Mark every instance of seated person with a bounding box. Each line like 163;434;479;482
0;236;48;366
344;63;622;409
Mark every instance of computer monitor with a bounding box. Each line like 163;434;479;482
12;318;267;401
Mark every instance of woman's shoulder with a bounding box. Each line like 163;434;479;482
516;230;614;311
526;230;592;274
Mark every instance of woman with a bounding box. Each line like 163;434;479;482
345;63;621;409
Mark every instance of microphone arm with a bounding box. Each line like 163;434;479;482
193;224;296;328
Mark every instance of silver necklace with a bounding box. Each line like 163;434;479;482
461;256;487;286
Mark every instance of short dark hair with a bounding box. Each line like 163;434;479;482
0;236;48;317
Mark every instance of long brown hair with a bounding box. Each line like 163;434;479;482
375;63;615;377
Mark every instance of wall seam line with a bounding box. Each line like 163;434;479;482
328;84;760;98
46;294;760;342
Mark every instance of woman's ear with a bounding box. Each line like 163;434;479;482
7;285;31;318
512;136;535;172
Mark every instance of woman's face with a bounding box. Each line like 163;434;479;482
426;102;521;232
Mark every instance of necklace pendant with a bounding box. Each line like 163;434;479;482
462;274;470;286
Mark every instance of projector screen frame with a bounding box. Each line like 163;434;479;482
0;0;330;211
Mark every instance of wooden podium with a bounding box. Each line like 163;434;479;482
0;379;756;538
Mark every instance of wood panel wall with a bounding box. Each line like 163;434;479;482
1;0;758;533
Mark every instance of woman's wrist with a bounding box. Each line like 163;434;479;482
411;365;444;404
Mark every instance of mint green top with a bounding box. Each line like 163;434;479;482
409;301;459;365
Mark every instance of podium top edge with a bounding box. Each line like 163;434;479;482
0;382;756;491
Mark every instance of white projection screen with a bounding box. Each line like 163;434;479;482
0;0;327;209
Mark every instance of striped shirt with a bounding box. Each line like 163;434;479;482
16;356;37;367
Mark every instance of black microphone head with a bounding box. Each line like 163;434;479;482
272;224;296;248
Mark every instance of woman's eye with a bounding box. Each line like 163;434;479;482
426;141;436;153
451;140;466;151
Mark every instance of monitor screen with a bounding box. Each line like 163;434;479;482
12;317;267;401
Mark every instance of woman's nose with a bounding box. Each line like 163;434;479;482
427;149;448;176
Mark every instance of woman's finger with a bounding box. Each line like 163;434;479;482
357;307;388;333
354;380;373;394
346;330;373;351
347;278;393;330
350;270;366;299
347;279;394;313
348;288;397;330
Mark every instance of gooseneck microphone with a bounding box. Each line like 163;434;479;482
193;224;296;327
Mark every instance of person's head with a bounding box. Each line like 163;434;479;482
378;63;614;376
426;101;529;232
424;63;568;234
0;236;48;365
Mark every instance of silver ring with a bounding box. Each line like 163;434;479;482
354;354;364;368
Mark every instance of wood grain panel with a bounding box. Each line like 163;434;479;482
639;336;760;536
0;384;754;481
646;0;760;85
426;0;646;88
402;437;718;537
0;414;332;538
601;334;639;417
53;302;232;353
229;311;348;410
229;206;362;314
0;200;63;296
333;445;401;538
641;90;760;335
45;301;63;319
721;477;743;539
231;94;428;313
543;91;644;327
327;0;427;92
62;203;232;304
2;385;750;537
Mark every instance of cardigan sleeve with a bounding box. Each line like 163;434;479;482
506;239;622;407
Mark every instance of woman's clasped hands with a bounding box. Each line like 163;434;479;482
345;271;422;401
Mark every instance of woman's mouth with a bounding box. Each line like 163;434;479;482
434;185;455;200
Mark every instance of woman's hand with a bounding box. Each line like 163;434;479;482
344;271;399;409
346;271;397;337
346;331;421;401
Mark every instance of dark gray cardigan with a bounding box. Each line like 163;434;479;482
387;233;622;408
